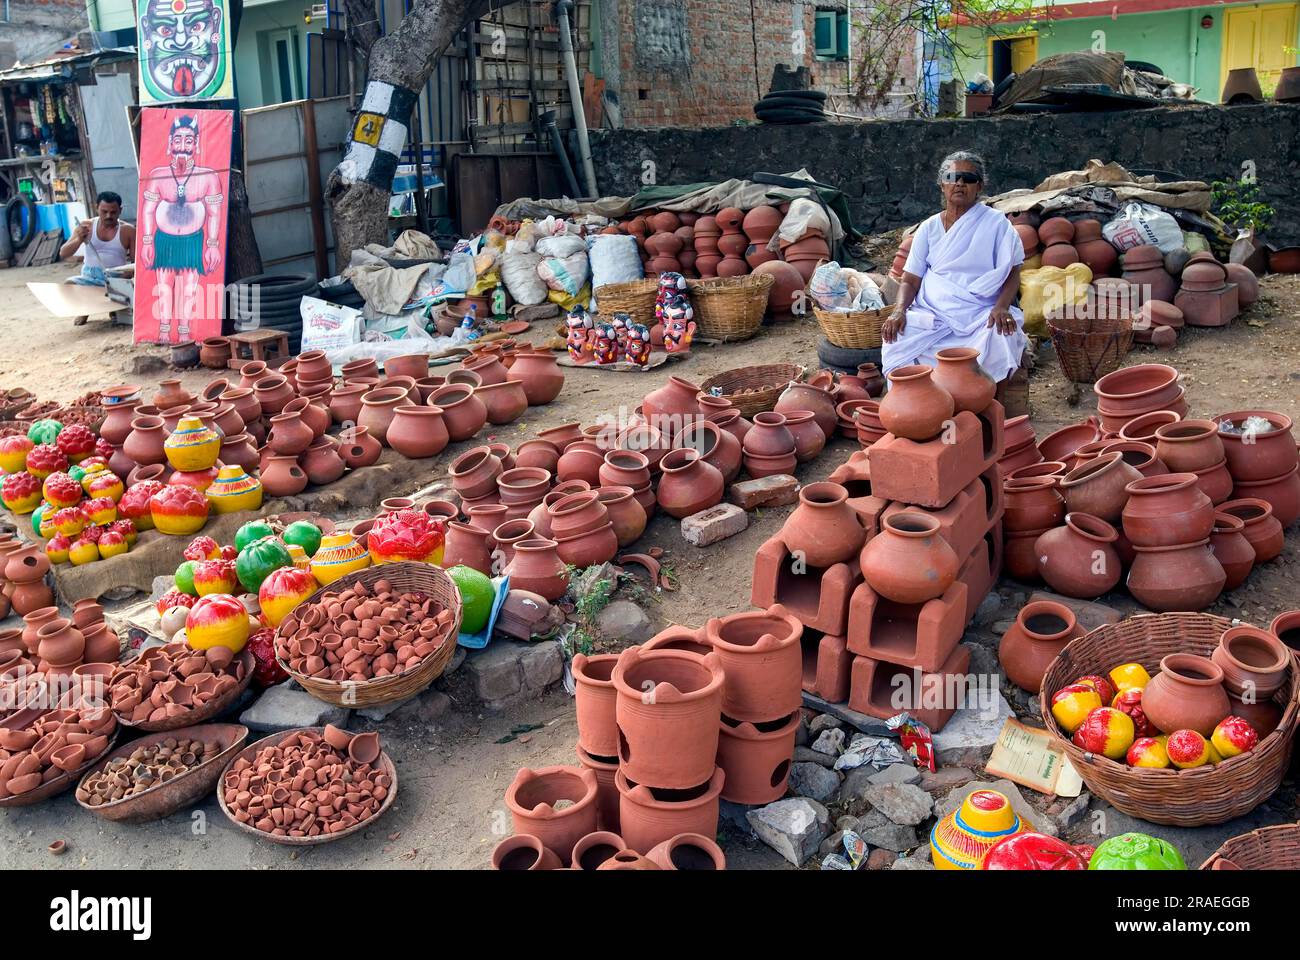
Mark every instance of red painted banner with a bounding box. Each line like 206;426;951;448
134;107;232;345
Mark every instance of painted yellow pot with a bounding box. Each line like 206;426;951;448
164;416;221;473
185;594;251;653
68;539;100;565
79;464;110;495
309;533;371;585
86;471;125;503
931;790;1031;870
285;543;313;571
206;465;264;514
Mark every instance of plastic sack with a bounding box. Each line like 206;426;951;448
442;251;477;296
810;261;852;310
547;284;590;312
536;234;587;259
539;251;590;296
1019;263;1093;337
500;249;547;304
588;235;643;311
778;196;842;245
1102;202;1184;254
468;270;501;296
845;271;885;311
299;296;364;354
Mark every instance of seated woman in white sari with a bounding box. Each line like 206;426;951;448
882;152;1027;384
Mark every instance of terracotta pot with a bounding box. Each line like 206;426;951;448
615;766;724;854
599;450;651;491
297;437;344;486
1215;410;1297;482
646;831;727;870
71;599;103;630
1128;539;1226;612
715;711;798;805
1218;498;1284;564
574;653;620;757
254;455;306;497
878;364;955;442
554;522;619;569
1117;410;1182;444
1209;512;1255;590
1034;514;1122;599
1227;692;1283;739
450;446;502;499
153;379;193;410
357;387;408;445
774;382;837;441
267;409;314;456
642;376;703;440
505;538;569;601
704;603;802;721
340;357;379;381
708;410;752;448
215;432;257;474
1141;653;1231;736
744;450;798;479
999;601;1083;692
556;441;606;488
1003;477;1066;533
429;384;487;442
782;410;826;463
384;404;449;460
100;398;140;446
1232;464;1300;527
537;422;583;450
490;518;535;564
252;375;294;417
507;352;565;406
1154;419;1225;473
1002;527;1047;581
81;622;120;664
497;467;551;505
932;347;996;415
5;544;50;584
1120;472;1215;548
674;419;742;484
616;424;671;474
1097;440;1166;478
613;646;724;789
1094;364;1181;418
596;487;647;548
475;380;529;425
505;766;599;867
574;745;620;832
1271;610;1300;656
1059;451;1143;524
338;425;382;469
21;606;59;656
123;415;168;465
742;411;796;459
423;499;460;522
381;353;427;381
513;439;559;475
289;395;331;440
1035;422;1101;464
861;512;960;604
325;383;366;426
491;834;562;871
463;354;508;387
443;521;494;574
656;448;724;519
1212;625;1290;699
37;618;85;667
780;482;866;567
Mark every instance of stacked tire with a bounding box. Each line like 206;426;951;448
229;273;319;353
316;279;366;311
753;89;827;124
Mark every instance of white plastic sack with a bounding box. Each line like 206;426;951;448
588;235;643;312
300;296;364;354
500;249;548;304
810;261;851;310
538;251;589;297
1103;202;1184;254
536;234;587;259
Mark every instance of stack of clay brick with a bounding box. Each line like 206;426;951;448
751;385;1006;732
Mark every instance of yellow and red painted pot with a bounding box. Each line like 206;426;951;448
98;530;129;559
86;470;125;503
309;532;371;585
0;435;33;474
185;593;251;653
83;496;117;526
258;565;319;628
52;506;87;538
37;504;59;538
68;538;99;565
931;790;1032;870
193;559;240;596
1;472;42;514
164;416;221;473
79;463;111;495
285;543;313;571
45;534;71;565
149;485;210;536
41;472;82;510
205;465;264;514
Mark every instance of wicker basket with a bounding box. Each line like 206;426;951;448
686;274;774;342
700;363;806;417
814;304;888;350
593;277;659;326
274;562;462;708
1048;312;1134;385
1038;612;1299;827
1201;823;1300;869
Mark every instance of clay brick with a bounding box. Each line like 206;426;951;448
846;577;970;671
751;534;860;636
800;629;852;704
727;473;799;510
848;644;973;732
865;405;1002;509
1175;283;1239;327
880;463;1003;562
828;451;889;534
681;502;749;545
957;526;1002;622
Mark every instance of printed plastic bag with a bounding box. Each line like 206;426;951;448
538;251;590;297
810;261;851;310
1102;202;1184;254
299;296;364;353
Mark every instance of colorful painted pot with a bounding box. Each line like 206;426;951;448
82;496;117;526
205;465;264;514
86;470;125;503
258;565;319;628
309;532;372;585
931;790;1032;870
164;416;221;473
0;434;33;473
185;594;251;653
149;485;211;536
1;472;42;513
68;538;99;565
192;559;239;595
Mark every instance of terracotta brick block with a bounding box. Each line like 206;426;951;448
866;405;1003;509
846;577;970;671
1174;283;1239;327
880;463;1003;562
727;473;800;510
848;643;973;732
828;450;889;534
957;525;1002;622
751;534;860;636
800;629;852;703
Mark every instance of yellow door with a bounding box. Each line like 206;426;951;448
1010;35;1038;75
1222;3;1300;95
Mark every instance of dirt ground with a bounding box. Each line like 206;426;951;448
0;258;1297;870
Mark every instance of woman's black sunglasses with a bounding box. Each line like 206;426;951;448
943;171;982;184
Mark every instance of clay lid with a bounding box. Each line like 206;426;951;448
1180;260;1228;291
1122;244;1163;268
1139;300;1184;328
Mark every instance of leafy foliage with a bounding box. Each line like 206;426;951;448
1211;178;1275;234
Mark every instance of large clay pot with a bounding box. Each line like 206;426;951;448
861;512;959;604
703;603;802;721
1127;539;1226;612
1140;653;1231;736
387;404;449;459
612;646;725;789
507;352;565;406
253;375;295;416
752;260;805;320
505;766;599;867
1120;472;1215;548
1212;625;1290;700
491;835;562;871
301;437;347;486
429;384;488;442
1209;511;1255;590
357;387;408;445
1034;513;1122;599
998;601;1083;692
642;376;702;440
775;382;837;441
443;521;494;574
878;364;955;442
267;409;314;456
123;416;168;465
505;538;569;601
1059;451;1143;524
1232;464;1300;527
261;455;309;496
599;451;651;491
1219;498;1284;564
1154;419;1225;473
338;425;382;469
100;399;140;446
742;411;795;458
450;446;502;500
596;487;647;548
328;383;368;426
1004;477;1066;533
556;441;606;488
475;380;529;425
574;653;620;757
782;411;826;463
656;449;724;519
615;766;724;854
781;482;865;567
932;347;995;415
674;419;741;484
1215;410;1297;482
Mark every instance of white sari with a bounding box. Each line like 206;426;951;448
883;202;1027;381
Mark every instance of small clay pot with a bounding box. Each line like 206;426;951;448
860;512;959;604
1212;625;1290;699
505;538;569;601
357;387;408;445
339;425;382;469
1004;477;1066;533
505;766;599;867
387;404;449;459
515;439;561;474
742;411;796;458
450;446;503;500
302;437;347;486
656;448;724;519
674;419;742;484
261;455;309;497
492;834;562;871
932;346;996;415
574;653;620;757
475;380;529;425
1140;653;1231;736
267;409;315;456
1209;511;1255;590
1217;498;1284;564
781;482;865;567
774;382;838;441
429;384;488;442
999;601;1083;693
443;521;494;574
1215;410;1297;482
878;364;954;442
595;487;647;548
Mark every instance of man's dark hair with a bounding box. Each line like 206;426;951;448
96;191;123;207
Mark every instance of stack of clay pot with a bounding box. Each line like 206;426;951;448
2;540;53;617
1038;217;1080;269
693;216;722;278
742;206;782;269
1174;252;1240;328
0;697;116;798
1093;363;1187;435
1120;244;1177;305
715;207;748;278
781;229;831;283
645;210;684;274
1216;410;1300;528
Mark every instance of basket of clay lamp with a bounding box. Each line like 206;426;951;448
1200;823;1300;870
593;277;659;327
273;562;462;708
1039;612;1299;828
700;363;807;417
686;273;774;342
1047;310;1134;385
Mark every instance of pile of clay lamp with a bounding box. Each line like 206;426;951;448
107;641;247;726
1001;362;1297;610
0;693;117;800
77;733;221;806
494;603;807;869
0;388;106;436
6;598;122;684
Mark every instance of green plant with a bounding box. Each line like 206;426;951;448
1211;178;1275;234
567;566;615;655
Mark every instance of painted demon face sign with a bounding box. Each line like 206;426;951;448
141;0;226;100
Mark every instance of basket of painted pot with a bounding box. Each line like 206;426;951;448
1039;612;1299;827
593;277;658;326
686;273;774;342
1047;311;1134;385
699;363;806;417
1200;823;1300;869
272;562;461;708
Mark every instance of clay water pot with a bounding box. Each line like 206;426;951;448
424;384;484;443
1077;238;1119;276
21;606;59;656
1034;513;1122;599
774;382;837;441
37;618;85;667
491;835;562;871
1153;419;1224;473
443;521;494;574
357;387;408;445
100;398;140;446
708;410;752;448
1127;539;1225;612
340;357;379;381
71;599;104;631
1272;610;1300;655
742;412;796;459
860;512;960;604
491;519;536;563
878;364;954;441
781;483;865;567
744;450;798;479
511;440;558;475
1187;459;1233;506
574;653;620;757
473;380;528;426
505;766;599;867
1218;498;1284;564
267;409;314;456
1118;410;1182;444
123;416;168;465
998;601;1084;693
642;376;702;440
674;419;741;484
1215;410;1296;482
554;522;618;569
615;767;725;855
703;604;802;722
1059;451;1143;524
1140;653;1231;736
450;446;503;500
1097;440;1166;478
327;383;367;426
154;379;193;410
1233;464;1300;527
252;375;294;417
507;352;565;405
932;346;995;415
338;425;382;468
782;411;826;463
423;499;459;522
1003;477;1066;533
386;405;449;459
599;450;651;491
1208;512;1255;590
612;646;725;790
550;440;602;488
261;455;309;497
1038;217;1074;246
383;353;428;381
218;433;259;474
1213;625;1289;700
596;487;647;547
466;503;509;532
537;422;583;450
505;539;569;601
548;490;609;539
497;467;551;506
302;437;347;485
1120;472;1214;548
1094;363;1181;418
289;395;331;440
656;448;724;519
616;424;671;474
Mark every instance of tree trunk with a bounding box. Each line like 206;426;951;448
225;168;263;283
343;0;382;55
327;0;495;257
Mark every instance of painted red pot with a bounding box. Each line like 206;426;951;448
1215;410;1297;482
742;411;796;458
674;419;742;484
998;601;1083;692
507;351;565;405
1154;419;1224;473
932;346;996;414
1140;653;1231;736
505;538;569;601
386;404;449;459
302;437;347;486
782;411;826;462
1127;539;1225;612
861;512;959;604
261;455;309;497
505;766;598;867
339;425;382;468
1004;477;1066;533
715;712;798;805
703;603;803;721
1120;472;1214;548
596;486;647;547
475;380;529;425
1034;513;1122;599
1219;498;1285;563
1209;511;1255;590
613;646;725;789
1059;451;1143;524
775;382;838;441
656;448;724;519
781;482;866;567
616;766;724;855
574;653;620;757
642;376;702;440
556;441;605;487
1232;464;1300;527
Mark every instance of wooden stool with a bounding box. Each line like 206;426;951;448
229;329;291;364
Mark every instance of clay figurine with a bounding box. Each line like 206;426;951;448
565;306;595;363
592;322;620;365
624;323;652;367
662;303;696;354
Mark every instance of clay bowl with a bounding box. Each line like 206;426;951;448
0;714;119;808
114;649;255;732
215;726;399;846
75;723;249;823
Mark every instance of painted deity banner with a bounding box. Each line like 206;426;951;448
137;0;235;103
134;107;232;345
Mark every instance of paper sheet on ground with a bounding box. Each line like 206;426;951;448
984;717;1084;797
27;282;126;318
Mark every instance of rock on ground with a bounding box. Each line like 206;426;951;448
789;762;841;803
863;782;934;826
811;727;846;756
464;639;563;709
808;713;844;736
866;763;923;787
240;685;349;733
794;745;836;768
860;822;919;852
747;798;831;866
595;599;653;644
